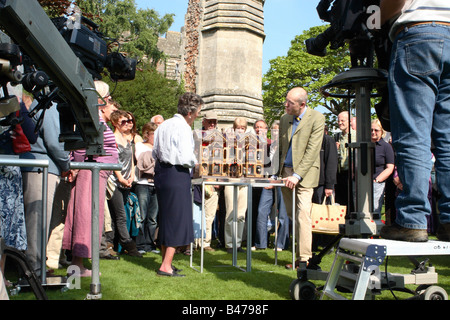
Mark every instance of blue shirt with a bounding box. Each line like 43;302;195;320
20;102;70;175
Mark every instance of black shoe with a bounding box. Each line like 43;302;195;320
121;240;143;257
436;223;450;242
380;223;428;242
156;270;185;277
172;265;183;273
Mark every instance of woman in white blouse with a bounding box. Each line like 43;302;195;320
152;92;203;277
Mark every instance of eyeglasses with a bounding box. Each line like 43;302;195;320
371;129;381;132
120;119;133;126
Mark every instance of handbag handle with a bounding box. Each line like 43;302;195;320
322;194;336;206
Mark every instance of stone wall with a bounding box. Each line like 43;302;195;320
196;0;265;128
156;0;266;128
184;0;203;92
157;31;183;81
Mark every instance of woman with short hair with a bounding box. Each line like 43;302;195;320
152;92;203;277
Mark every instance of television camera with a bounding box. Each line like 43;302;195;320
0;42;22;123
52;15;137;82
306;0;391;130
305;0;390;69
0;0;137;155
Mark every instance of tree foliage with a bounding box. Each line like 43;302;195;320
262;25;352;130
36;0;184;131
39;0;174;66
105;66;184;133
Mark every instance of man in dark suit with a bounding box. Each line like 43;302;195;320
279;87;325;266
313;127;338;204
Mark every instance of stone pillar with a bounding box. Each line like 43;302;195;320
195;0;265;128
184;0;203;93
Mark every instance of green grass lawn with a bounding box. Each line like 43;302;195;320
6;236;450;301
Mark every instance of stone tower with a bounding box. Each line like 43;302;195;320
157;31;184;81
184;0;266;128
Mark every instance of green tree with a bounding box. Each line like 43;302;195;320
81;0;174;66
39;0;174;66
105;66;184;133
262;25;351;130
38;0;183;129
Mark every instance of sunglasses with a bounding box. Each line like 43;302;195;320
120;119;133;126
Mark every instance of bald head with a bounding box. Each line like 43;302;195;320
338;111;349;134
290;87;308;103
285;87;308;116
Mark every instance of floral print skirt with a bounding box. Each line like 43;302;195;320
0;166;27;251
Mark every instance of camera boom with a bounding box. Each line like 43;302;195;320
0;0;105;155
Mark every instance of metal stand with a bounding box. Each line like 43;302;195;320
0;156;54;297
191;179;252;273
0;157;120;299
322;68;387;237
190;178;294;273
69;161;121;300
252;181;297;269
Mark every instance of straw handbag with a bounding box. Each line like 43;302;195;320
311;195;346;234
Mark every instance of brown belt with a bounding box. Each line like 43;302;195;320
395;21;450;37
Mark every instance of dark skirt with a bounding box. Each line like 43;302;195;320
154;160;194;247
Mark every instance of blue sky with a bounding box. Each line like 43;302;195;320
136;0;325;74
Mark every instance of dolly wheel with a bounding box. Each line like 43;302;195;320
422;286;448;300
289;279;317;300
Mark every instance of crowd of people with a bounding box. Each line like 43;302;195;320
1;1;450;286
0;81;449;283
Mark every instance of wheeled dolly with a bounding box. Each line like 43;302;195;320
290;238;450;300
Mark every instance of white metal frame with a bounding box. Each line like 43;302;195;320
190;178;297;273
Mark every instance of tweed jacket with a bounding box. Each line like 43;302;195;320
278;107;325;188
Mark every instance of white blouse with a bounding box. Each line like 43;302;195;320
152;114;197;168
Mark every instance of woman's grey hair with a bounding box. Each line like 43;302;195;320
178;92;204;116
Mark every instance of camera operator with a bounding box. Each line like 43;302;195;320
380;0;450;242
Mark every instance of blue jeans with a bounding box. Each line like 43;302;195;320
134;184;159;251
255;187;290;249
193;202;206;239
389;23;450;229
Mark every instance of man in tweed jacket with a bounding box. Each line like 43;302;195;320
279;87;325;265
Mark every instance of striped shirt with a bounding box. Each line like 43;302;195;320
72;113;119;164
390;0;450;40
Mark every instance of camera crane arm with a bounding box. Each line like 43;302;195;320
0;0;105;156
